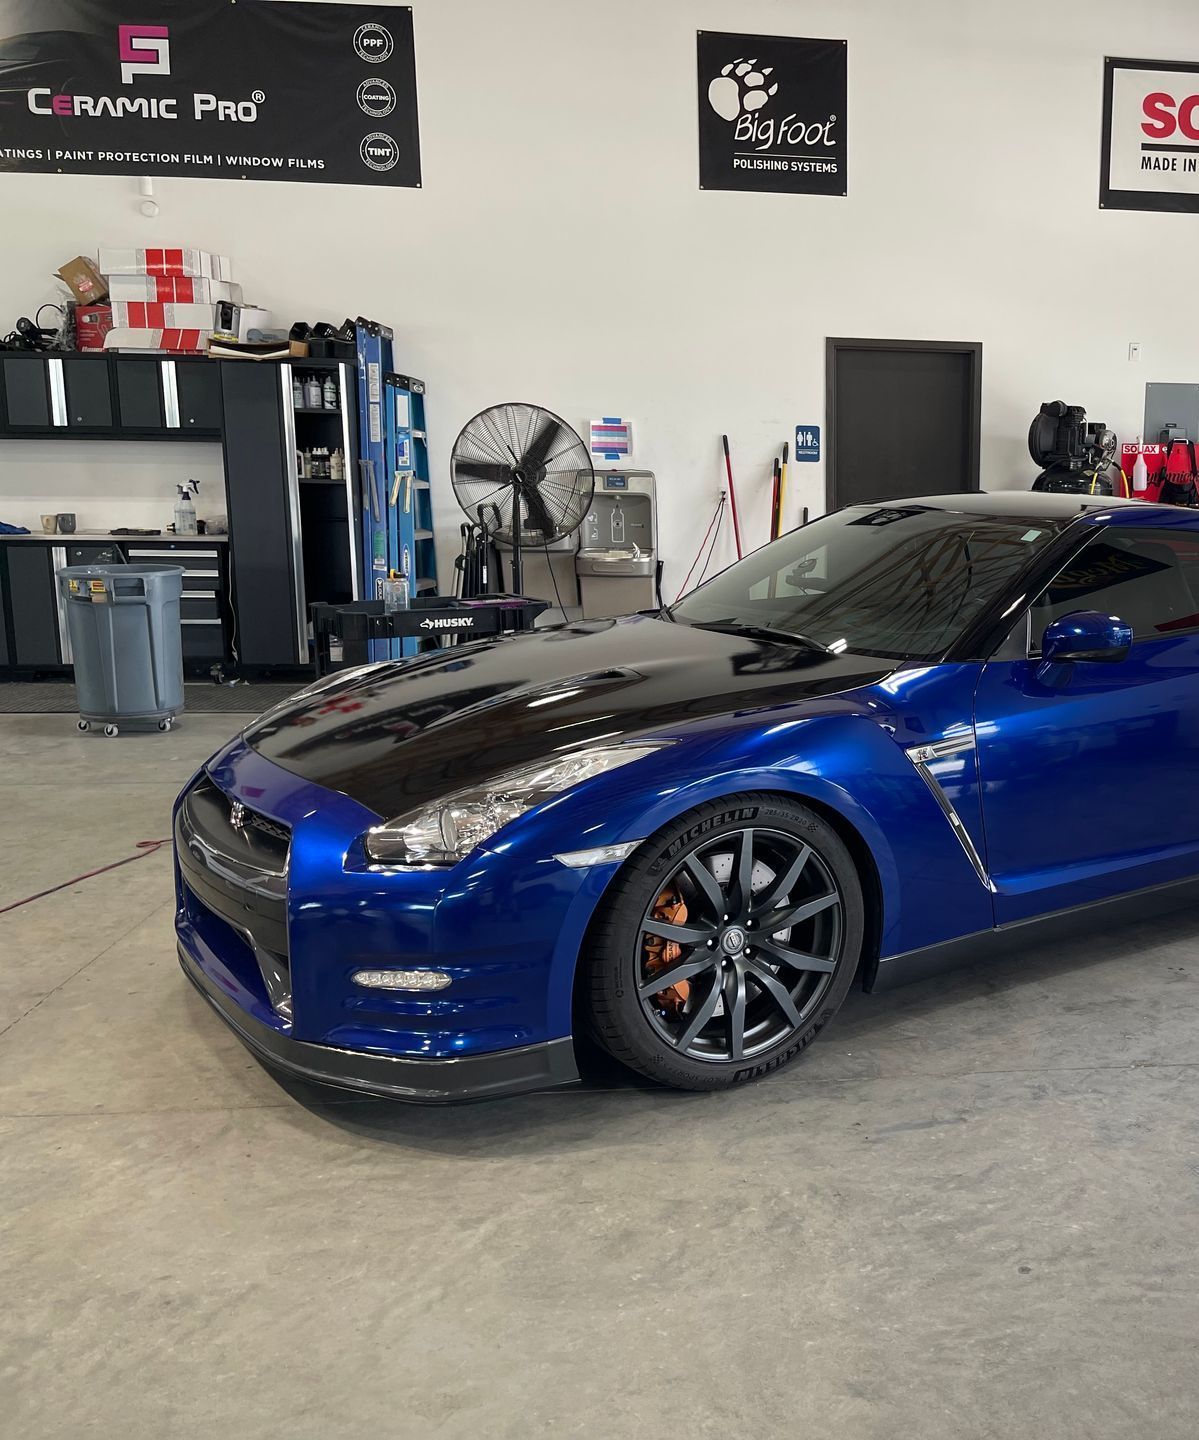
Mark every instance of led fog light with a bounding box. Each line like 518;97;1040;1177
352;969;452;992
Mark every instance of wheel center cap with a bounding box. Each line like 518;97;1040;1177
720;926;747;955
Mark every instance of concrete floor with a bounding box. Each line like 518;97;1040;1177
3;711;1199;1439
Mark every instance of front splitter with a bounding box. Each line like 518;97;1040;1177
178;942;580;1104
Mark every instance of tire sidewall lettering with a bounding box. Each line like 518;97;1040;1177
647;806;760;877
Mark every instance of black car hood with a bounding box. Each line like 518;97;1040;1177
243;615;893;818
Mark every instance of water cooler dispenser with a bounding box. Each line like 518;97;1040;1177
575;469;658;618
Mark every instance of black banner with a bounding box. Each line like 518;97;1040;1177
697;30;846;196
0;0;420;187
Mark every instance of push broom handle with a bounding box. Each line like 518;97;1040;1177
722;434;743;559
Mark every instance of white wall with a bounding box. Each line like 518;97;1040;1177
1;0;1198;589
0;442;225;533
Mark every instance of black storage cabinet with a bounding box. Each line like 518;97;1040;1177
220;363;303;666
5;546;61;667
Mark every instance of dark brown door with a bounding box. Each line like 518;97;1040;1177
826;339;982;509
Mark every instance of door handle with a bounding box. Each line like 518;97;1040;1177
47;358;67;427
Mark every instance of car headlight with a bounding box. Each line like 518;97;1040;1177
363;743;666;865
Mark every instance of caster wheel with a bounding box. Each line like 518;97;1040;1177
77;719;90;732
157;718;173;732
103;724;119;738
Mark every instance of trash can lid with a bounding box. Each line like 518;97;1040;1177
58;563;184;577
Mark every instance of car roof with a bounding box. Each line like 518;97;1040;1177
865;489;1178;527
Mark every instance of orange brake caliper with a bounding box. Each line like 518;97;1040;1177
644;885;691;1015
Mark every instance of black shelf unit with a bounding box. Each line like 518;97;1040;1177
0;351;222;440
0;350;379;676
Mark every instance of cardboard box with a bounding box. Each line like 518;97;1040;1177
111;301;218;330
106;274;242;305
56;255;109;304
75;304;113;351
98;247;233;280
103;326;213;354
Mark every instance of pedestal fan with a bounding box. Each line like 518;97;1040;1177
450;403;595;594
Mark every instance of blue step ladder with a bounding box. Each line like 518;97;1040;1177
384;372;436;658
354;320;439;661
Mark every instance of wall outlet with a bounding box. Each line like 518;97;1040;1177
1128;342;1142;363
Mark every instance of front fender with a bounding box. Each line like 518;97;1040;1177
488;707;994;1014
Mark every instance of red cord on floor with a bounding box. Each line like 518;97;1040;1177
0;839;172;916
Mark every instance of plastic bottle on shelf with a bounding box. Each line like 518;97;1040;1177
291;372;303;409
330;448;345;481
175;482;198;535
304;374;322;409
1132;438;1149;494
382;570;410;612
323;374;338;410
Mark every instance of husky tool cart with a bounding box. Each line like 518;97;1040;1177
311;595;547;676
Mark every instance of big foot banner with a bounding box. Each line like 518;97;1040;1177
697;30;847;196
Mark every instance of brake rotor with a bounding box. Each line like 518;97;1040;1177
644;884;691;1015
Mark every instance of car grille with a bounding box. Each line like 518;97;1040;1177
176;775;293;1020
192;776;291;871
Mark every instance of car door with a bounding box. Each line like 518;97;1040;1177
973;518;1199;924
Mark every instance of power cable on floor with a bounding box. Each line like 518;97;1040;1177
0;839;172;916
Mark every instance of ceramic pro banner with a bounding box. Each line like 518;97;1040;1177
0;0;420;187
697;30;846;196
1101;56;1199;213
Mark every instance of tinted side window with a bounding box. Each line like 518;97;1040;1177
1032;529;1199;644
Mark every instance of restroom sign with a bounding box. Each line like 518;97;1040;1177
794;425;820;461
1101;56;1199;213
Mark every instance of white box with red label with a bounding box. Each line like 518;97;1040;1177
106;274;242;305
98;247;233;280
110;301;218;330
102;326;212;354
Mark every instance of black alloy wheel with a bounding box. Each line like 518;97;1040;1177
637;825;842;1062
585;794;864;1092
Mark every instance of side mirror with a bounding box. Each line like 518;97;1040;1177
1041;609;1133;664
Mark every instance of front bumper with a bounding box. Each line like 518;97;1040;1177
174;736;601;1103
179;940;578;1103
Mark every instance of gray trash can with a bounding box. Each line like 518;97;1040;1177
58;564;185;735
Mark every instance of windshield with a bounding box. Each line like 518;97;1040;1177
671;504;1059;659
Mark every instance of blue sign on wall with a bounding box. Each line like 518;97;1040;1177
795;425;821;461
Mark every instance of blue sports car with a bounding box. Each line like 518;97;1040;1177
174;491;1199;1101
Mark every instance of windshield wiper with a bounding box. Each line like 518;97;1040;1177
688;620;834;654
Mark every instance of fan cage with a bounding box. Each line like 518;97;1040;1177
451;403;595;545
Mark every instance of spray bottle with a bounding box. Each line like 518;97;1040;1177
175;478;199;534
1132;437;1149;494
